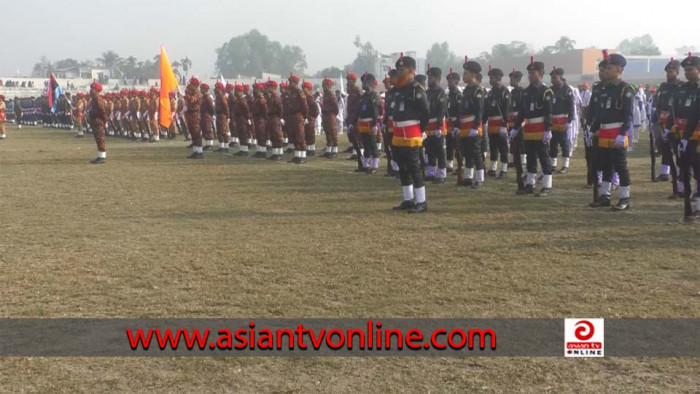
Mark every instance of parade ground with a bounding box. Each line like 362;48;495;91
0;125;698;392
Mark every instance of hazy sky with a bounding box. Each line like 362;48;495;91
2;0;696;78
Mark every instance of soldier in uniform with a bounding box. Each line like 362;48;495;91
382;70;399;174
303;81;320;157
446;69;462;174
484;67;511;179
357;73;381;173
265;80;284;161
168;91;178;139
232;84;252;156
252;82;268;158
0;95;6;139
244;84;256;150
508;69;525;172
87;82;107;164
666;54;700;209
200;83;215;150
286;74;308;164
214;82;230;153
345;72;363;161
425;66;448;183
183;77;204;159
584;60;608;189
148;88;160;142
548;67;575;174
280;82;293;153
653;58;682;196
589;52;633;211
139;91;151;141
510;57;554;197
226;83;237;147
453;56;485;188
75;93;86;138
321;77;339;158
390;55;430;213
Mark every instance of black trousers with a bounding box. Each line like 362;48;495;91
425;135;446;169
361;133;379;158
598;147;631;187
446;133;456;162
549;131;570;159
460;136;484;170
585;145;596;186
384;131;394;162
488;132;509;163
395;146;425;188
524;140;552;175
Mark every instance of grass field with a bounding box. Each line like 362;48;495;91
0;124;698;393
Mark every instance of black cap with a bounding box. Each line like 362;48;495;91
509;70;523;79
527;61;545;72
447;71;461;81
361;73;376;83
598;59;607;69
488;68;504;79
388;69;398;77
681;55;700;68
415;74;427;84
665;59;681;71
396;55;416;69
550;67;565;77
607;54;626;68
427;67;442;77
463;60;482;73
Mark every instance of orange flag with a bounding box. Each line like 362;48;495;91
159;46;179;129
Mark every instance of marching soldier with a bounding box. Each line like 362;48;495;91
0;95;6;139
390;54;430;213
321;77;339;158
382;70;400;175
214;82;230;153
226;83;237;147
508;69;525;173
280;82;293;153
183;77;204;159
425;66;448;183
252;83;268;158
244;84;256;150
345;72;363;161
168;91;178;139
75;93;86;138
87;82;107;164
357;73;381;173
453;56;485;188
303;81;320;156
510;57;554;197
286;74;308;164
584;60;608;190
589;51;633;211
446;69;462;174
654;58;682;197
200;83;215;150
232;84;252;156
118;90;129;138
148;88;160;142
484;67;511;179
139;91;150;141
265;80;284;161
666;53;700;213
549;67;575;174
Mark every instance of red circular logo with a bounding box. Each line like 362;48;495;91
574;320;595;341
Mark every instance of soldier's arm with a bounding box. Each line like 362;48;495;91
416;87;430;130
543;89;553;130
620;86;634;137
436;91;447;127
331;95;339;115
473;87;484;127
684;90;700;140
566;88;575;123
502;89;511;123
371;94;379;125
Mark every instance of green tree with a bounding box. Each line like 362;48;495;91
96;50;122;77
215;29;306;77
348;36;378;74
314;66;344;78
425;42;462;72
617;34;661;56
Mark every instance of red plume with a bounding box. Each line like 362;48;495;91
602;49;610;60
530;56;534;65
449;67;453;74
671;57;674;62
553;66;556;71
400;52;404;59
512;67;516;73
689;52;693;58
290;72;293;77
488;65;492;72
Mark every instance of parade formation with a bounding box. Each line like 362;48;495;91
2;50;700;218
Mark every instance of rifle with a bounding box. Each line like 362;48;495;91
350;125;364;170
511;129;524;191
454;131;465;185
679;146;694;220
418;143;426;179
650;123;657;181
592;135;599;203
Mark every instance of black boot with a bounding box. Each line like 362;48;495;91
393;200;416;211
409;202;428;213
535;187;551;197
611;198;630;211
516;184;534;195
589;194;611;208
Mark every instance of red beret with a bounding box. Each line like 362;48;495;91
201;83;210;91
235;84;244;92
168;91;176;98
322;78;334;87
150;87;159;94
243;84;250;91
280;81;289;88
226;83;235;90
90;82;103;92
215;82;225;90
302;81;313;89
121;89;128;95
267;80;278;88
0;95;5;100
288;75;300;83
141;90;148;96
347;72;358;81
189;77;200;86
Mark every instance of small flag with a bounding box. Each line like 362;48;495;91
159;46;179;129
